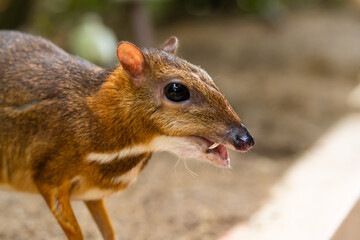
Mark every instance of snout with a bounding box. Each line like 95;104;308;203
231;124;254;152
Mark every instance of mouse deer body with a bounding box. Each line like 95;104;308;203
0;31;254;239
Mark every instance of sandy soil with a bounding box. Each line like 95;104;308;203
1;10;360;240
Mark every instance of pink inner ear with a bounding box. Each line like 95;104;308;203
117;42;144;78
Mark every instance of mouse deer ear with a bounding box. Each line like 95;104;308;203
161;36;178;54
117;42;145;85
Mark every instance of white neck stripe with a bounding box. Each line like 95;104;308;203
86;136;196;164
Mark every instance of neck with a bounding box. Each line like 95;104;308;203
86;67;157;152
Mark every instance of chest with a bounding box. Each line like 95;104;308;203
71;152;151;200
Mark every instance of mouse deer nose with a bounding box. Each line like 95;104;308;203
232;124;254;152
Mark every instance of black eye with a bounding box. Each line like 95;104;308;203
164;83;190;102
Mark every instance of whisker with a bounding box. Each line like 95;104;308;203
183;159;198;178
173;157;181;179
223;165;232;175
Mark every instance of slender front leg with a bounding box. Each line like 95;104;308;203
36;182;84;240
85;199;115;240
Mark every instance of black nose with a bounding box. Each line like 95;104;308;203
233;125;254;152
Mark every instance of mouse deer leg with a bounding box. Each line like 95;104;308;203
85;199;115;240
35;181;83;240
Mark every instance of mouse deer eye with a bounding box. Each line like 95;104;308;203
164;83;190;102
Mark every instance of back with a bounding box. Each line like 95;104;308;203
0;30;106;106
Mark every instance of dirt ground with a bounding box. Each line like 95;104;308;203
1;10;360;240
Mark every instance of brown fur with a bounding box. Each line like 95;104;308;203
0;31;250;239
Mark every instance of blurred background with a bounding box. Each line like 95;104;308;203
1;0;360;239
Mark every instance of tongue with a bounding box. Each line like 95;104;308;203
215;144;229;160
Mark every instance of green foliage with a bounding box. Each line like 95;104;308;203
0;0;346;37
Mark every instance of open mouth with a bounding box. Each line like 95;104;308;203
198;137;230;167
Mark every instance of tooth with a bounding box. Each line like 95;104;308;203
208;143;219;149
